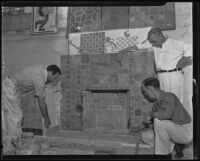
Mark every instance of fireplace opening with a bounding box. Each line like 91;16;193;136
83;89;130;134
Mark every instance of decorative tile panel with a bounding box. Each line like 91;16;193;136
80;32;105;54
69;27;152;55
129;2;175;30
68;7;101;33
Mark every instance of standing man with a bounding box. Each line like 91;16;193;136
140;77;192;159
2;64;61;154
147;27;192;108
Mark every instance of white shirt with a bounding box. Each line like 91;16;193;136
153;38;192;70
11;64;47;97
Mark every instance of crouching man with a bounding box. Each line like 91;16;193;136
140;77;192;159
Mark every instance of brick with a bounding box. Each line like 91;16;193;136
109;74;119;84
81;55;90;63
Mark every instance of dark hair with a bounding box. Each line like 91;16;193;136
147;27;163;41
142;77;160;88
47;65;61;75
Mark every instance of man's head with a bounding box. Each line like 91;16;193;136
141;77;160;103
147;28;166;48
46;65;61;84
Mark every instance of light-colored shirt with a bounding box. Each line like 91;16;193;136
153;38;192;70
11;64;47;97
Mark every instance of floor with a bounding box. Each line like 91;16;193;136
4;130;193;158
34;130;193;159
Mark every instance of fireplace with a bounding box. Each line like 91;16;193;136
60;51;155;133
83;90;129;134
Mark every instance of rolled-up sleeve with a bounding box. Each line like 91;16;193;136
33;78;45;98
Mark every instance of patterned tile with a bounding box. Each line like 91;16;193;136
80;32;105;55
68;7;101;33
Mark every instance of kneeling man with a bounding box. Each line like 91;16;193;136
141;77;192;158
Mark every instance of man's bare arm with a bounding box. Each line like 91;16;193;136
36;96;51;128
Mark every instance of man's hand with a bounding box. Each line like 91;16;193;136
118;45;139;54
129;124;145;135
37;96;51;129
145;116;153;124
176;56;192;69
44;118;51;128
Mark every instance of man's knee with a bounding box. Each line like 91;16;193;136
141;130;154;143
153;118;161;126
153;118;175;132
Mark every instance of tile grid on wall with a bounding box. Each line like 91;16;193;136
60;52;155;131
129;2;175;30
68;3;175;33
80;32;105;55
68;7;102;33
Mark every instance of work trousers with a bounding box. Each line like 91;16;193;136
141;118;193;155
2;77;23;154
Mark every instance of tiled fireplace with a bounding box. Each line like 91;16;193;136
83;90;129;133
60;51;155;133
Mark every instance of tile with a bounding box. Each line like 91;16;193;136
129;3;175;30
68;7;101;33
102;7;129;30
80;32;105;55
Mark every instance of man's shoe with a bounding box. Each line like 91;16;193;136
154;153;172;160
174;143;186;159
174;152;184;159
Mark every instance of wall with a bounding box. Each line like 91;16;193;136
2;34;67;77
164;3;192;43
164;3;193;123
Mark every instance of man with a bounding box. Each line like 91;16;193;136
2;64;61;154
147;27;192;107
140;77;192;159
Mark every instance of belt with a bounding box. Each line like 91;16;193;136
157;68;182;73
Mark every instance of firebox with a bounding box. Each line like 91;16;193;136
83;90;130;134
